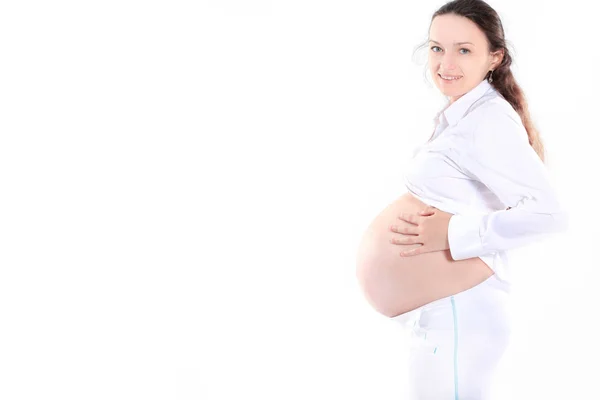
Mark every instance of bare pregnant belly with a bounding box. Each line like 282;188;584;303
355;192;493;318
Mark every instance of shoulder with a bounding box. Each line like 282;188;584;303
469;94;520;125
467;96;528;147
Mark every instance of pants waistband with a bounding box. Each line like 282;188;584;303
420;274;510;312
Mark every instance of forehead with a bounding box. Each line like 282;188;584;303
429;14;486;45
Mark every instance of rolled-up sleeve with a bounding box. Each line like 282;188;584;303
447;105;569;261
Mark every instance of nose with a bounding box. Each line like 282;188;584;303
440;54;459;71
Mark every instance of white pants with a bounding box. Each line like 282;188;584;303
393;275;512;399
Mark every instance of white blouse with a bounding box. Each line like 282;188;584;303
402;78;568;286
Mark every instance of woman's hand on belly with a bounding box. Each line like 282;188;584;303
388;206;453;257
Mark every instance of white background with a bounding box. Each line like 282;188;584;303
0;1;595;399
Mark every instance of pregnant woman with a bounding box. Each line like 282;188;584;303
355;1;568;398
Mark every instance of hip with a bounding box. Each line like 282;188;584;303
413;274;512;336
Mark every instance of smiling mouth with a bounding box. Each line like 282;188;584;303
439;74;463;81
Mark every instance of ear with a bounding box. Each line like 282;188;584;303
491;49;504;70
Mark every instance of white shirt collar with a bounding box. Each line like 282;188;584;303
433;79;494;127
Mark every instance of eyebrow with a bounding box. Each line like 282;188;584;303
429;40;474;46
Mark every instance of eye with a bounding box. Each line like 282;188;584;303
430;46;471;54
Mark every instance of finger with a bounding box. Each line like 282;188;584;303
389;224;419;235
400;247;422;257
420;206;435;215
397;213;418;225
389;235;418;245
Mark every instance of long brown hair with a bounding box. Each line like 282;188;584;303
415;0;545;162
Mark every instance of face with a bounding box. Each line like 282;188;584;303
428;13;503;104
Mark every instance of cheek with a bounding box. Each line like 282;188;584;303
428;62;440;75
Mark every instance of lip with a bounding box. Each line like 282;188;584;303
439;73;462;82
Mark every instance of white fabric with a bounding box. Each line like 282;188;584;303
402;78;568;284
406;276;512;399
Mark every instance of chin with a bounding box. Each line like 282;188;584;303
438;86;458;96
